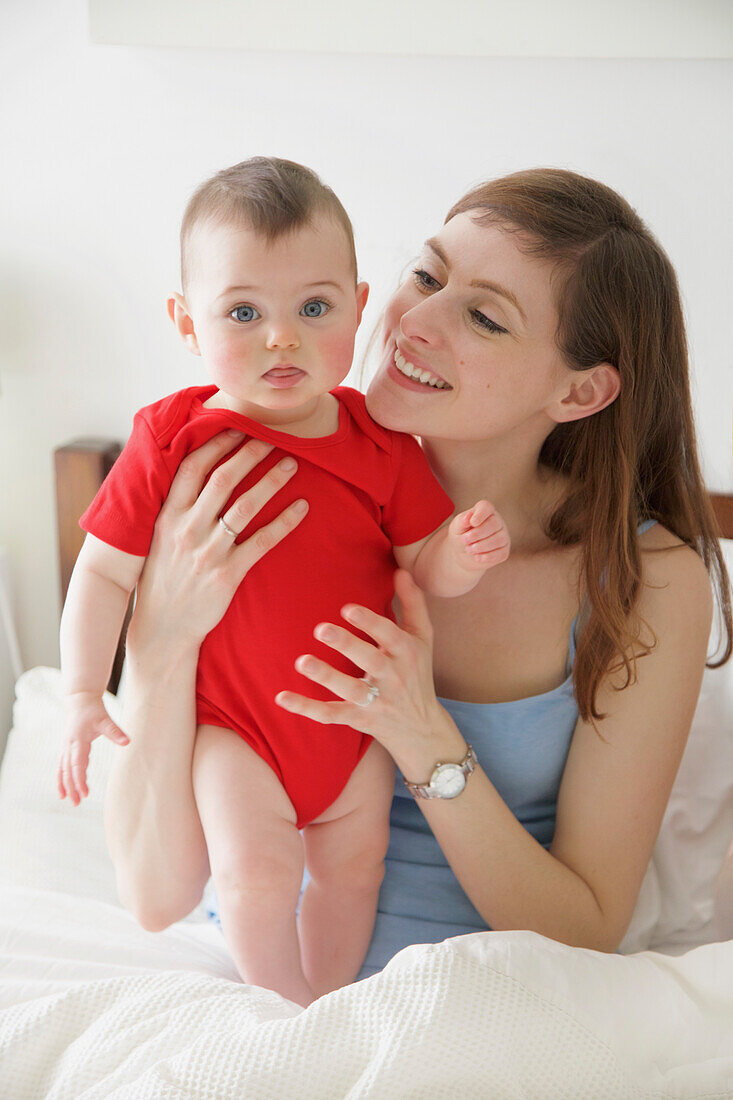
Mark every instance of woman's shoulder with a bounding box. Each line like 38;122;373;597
636;521;713;636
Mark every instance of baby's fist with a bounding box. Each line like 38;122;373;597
57;694;129;806
449;500;510;572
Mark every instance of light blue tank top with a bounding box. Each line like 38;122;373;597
207;520;658;983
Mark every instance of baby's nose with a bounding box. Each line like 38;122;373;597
265;323;300;350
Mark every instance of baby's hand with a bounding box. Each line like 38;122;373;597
57;693;129;806
448;500;510;573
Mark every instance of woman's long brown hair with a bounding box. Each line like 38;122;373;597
445;168;732;729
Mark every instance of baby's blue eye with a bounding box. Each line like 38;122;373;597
301;300;330;318
231;305;260;323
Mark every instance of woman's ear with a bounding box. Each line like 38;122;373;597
167;292;201;356
549;362;621;424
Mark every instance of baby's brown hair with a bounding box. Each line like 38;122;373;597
180;156;358;297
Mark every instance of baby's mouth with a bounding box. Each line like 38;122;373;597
263;367;306;387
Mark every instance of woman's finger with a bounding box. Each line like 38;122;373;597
163;430;255;513
192;438;279;532
231;497;309;579
275;690;355;726
294;654;378;706
335;603;410;655
218;456;300;539
392;568;434;640
309;619;394;672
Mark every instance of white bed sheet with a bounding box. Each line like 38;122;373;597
1;883;733;1099
0;663;731;1098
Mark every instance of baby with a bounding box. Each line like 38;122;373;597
57;157;510;1008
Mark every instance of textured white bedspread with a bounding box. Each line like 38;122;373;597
1;883;732;1099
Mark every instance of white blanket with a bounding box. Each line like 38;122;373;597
1;883;732;1099
1;666;733;1098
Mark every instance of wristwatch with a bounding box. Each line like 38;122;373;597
403;744;477;800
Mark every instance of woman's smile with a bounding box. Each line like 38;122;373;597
393;346;452;389
384;345;453;395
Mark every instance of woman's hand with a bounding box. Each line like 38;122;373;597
275;569;457;767
128;430;309;658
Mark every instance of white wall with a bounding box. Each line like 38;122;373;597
0;0;731;738
88;0;733;58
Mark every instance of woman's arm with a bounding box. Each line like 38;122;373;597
277;540;713;953
104;431;308;930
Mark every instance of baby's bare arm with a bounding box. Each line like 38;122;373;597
60;534;145;699
393;500;510;597
58;536;145;803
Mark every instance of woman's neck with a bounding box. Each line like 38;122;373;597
420;435;567;553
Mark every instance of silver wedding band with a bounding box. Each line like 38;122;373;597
218;515;238;539
357;678;380;707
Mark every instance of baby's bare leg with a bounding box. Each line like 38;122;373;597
298;739;395;998
192;724;315;1008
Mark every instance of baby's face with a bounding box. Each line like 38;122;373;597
175;215;368;419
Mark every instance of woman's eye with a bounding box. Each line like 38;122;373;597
470;310;507;335
413;268;507;335
231;305;260;323
301;299;331;318
412;268;441;291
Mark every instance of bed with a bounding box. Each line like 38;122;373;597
0;443;732;1099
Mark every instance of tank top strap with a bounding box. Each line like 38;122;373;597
566;518;658;671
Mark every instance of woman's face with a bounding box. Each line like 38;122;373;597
365;212;572;443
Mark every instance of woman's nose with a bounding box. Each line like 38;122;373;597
399;296;444;349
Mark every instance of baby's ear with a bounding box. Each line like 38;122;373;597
167;293;201;356
166;294;180;323
355;281;370;325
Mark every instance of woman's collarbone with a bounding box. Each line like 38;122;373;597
426;545;581;704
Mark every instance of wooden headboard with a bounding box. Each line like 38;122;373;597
53;436;733;696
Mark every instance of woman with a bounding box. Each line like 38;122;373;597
104;168;731;996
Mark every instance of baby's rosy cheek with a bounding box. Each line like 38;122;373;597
207;338;249;375
322;333;358;370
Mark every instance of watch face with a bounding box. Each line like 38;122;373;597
431;764;466;799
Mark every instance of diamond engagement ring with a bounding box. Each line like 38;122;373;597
218;515;238;539
357;678;380;707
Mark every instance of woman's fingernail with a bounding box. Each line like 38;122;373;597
293;499;308;514
227;429;244;437
280;457;297;472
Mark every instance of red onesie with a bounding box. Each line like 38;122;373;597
80;385;454;828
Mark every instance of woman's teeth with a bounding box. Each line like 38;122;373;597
394;349;451;389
